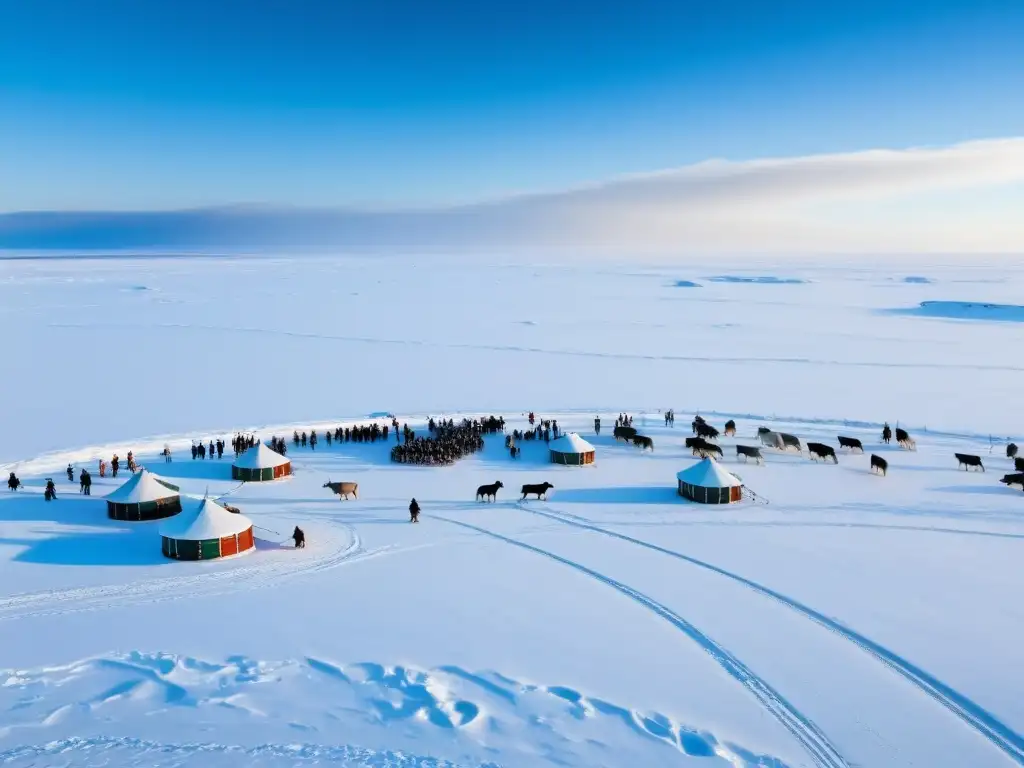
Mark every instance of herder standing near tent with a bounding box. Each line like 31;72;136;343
676;457;744;504
160;495;255;560
549;433;596;465
105;469;182;521
232;442;292;482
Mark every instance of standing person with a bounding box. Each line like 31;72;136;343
594;416;601;435
217;440;224;459
209;440;215;459
409;498;420;523
292;526;306;548
111;455;120;478
310;431;317;451
67;464;74;482
44;478;56;500
191;443;198;460
98;458;107;478
163;444;172;462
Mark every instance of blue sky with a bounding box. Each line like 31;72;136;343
1;0;1022;211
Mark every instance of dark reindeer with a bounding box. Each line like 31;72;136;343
807;442;838;464
323;480;359;500
476;481;504;502
736;445;763;464
838;436;863;453
870;454;888;476
954;453;984;472
632;435;654;451
520;482;554;500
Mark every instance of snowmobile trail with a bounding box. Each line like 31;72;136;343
0;527;406;623
518;502;1024;766
434;514;849;768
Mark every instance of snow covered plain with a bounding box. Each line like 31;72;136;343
1;253;1023;767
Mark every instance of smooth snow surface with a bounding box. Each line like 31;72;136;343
233;442;291;470
1;253;1023;768
676;458;742;488
549;432;595;455
104;469;180;504
158;496;253;540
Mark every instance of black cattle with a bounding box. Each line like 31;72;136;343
757;426;771;436
724;419;737;436
476;481;504;502
838;436;863;453
807;442;838;464
736;445;763;464
613;425;637;442
695;422;720;440
955;453;984;472
870;454;888;476
521;482;554;500
632;435;654;451
1016;457;1024;473
999;473;1024;490
1008;443;1019;459
896;428;915;450
780;433;801;451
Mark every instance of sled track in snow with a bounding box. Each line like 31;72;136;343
0;527;403;623
435;515;848;768
519;502;1024;766
0;735;494;768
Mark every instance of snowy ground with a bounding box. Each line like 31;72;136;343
1;254;1023;767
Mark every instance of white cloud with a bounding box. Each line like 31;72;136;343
3;138;1023;255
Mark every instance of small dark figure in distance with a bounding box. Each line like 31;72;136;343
44;478;57;500
476;481;504;502
881;423;892;444
66;464;74;482
1008;443;1019;459
807;442;838;464
999;473;1024;491
838;436;863;453
292;526;306;548
870;454;888;476
409;498;420;523
594;416;601;435
724;420;737;437
8;472;21;491
632;435;654;451
955;453;984;472
521;482;554;501
736;445;763;464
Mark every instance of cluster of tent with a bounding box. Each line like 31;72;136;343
102;442;293;561
547;432;744;505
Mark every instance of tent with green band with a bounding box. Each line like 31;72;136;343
105;469;181;521
159;496;255;560
231;442;291;481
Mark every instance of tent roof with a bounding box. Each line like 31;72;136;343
104;469;180;504
159;496;253;540
233;442;290;470
676;458;742;488
550;433;595;454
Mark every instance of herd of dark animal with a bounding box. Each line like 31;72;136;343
389;416;502;465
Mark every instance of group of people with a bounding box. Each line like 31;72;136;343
390;419;488;465
663;409;676;427
190;440;226;460
66;464;93;494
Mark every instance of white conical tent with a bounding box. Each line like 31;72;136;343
160;496;255;560
232;442;291;481
105;469;181;521
549;432;596;465
676;458;744;504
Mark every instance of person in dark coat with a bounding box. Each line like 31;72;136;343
111;455;120;478
44;478;56;500
191;443;198;460
8;472;21;491
67;464;74;482
409;498;420;523
209;440;215;459
594;416;601;435
292;526;306;548
81;469;92;495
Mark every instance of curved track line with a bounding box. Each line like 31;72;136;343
435;514;848;768
519;502;1024;765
